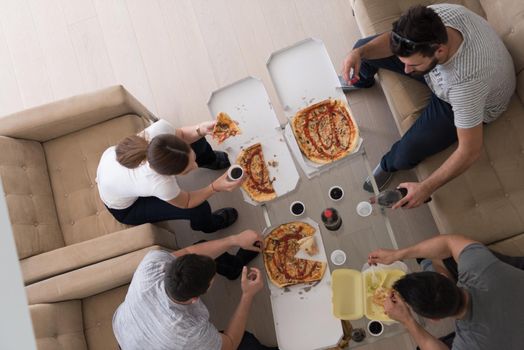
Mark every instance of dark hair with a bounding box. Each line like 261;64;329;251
393;272;464;319
390;5;448;57
115;134;190;175
164;254;216;302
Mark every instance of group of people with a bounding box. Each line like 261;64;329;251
95;3;524;350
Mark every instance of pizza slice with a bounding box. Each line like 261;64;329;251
263;222;326;288
236;143;276;202
212;112;241;143
298;236;319;256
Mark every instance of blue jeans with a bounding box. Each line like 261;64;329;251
353;35;457;172
107;137;223;233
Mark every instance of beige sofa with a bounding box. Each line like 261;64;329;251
0;85;178;286
351;0;524;252
0;86;181;349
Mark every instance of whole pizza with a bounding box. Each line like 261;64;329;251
291;99;359;164
212;112;241;143
236;143;276;202
263;222;327;288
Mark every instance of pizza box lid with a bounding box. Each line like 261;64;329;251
207;77;300;206
266;37;363;178
331;262;408;321
263;217;342;350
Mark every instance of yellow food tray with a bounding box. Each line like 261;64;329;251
331;268;406;321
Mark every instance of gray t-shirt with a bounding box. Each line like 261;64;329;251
426;4;515;128
453;244;524;349
112;250;222;350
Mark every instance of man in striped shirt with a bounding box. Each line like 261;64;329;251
341;4;515;208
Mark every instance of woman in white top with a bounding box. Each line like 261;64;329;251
96;119;242;233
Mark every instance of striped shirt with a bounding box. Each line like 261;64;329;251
425;4;515;128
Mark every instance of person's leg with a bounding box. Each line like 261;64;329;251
380;93;457;172
191;137;230;170
237;331;278;350
107;196;235;233
350;35;426;89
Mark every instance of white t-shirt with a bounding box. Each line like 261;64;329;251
425;4;516;128
96;120;181;209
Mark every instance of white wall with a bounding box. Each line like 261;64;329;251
0;181;36;350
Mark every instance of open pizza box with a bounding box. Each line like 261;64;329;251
331;261;408;322
266;37;363;179
207;77;300;206
262;217;342;350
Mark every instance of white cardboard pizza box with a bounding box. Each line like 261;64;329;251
266;37;363;179
207;77;300;206
263;217;342;350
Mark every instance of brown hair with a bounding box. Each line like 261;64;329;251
116;134;191;175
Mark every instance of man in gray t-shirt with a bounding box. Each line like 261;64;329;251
341;4;516;208
368;235;524;349
113;230;278;350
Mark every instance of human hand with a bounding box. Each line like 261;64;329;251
341;48;362;84
384;290;413;324
211;172;243;192
233;229;263;252
198;121;216;136
241;266;264;297
392;182;432;209
368;248;401;265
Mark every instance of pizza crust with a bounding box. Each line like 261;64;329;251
291;99;359;164
236;143;277;202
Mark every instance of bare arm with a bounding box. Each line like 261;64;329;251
395;124;483;209
175;121;216;144
369;234;479;265
342;32;393;82
221;267;264;350
172;230;263;259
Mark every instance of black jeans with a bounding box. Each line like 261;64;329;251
107;138;223;233
353;35;458;172
237;331;278;350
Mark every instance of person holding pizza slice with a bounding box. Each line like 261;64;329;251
340;4;515;208
97;118;256;280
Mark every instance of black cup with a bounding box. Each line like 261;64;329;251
227;165;244;181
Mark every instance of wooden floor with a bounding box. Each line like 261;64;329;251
0;0;454;349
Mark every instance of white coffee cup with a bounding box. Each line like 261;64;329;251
367;320;384;337
290;201;305;217
328;185;344;201
227;165;244;181
356;201;372;217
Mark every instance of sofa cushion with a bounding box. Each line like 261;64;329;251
20;223;176;285
488;233;524;256
479;0;524;103
351;0;485;37
43;114;148;245
83;285;129;350
30;301;88;350
416;95;524;243
0;137;63;259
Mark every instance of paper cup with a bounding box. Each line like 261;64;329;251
328;186;344;201
356;201;372;217
367;320;384;336
330;250;347;265
227;165;244;181
290;201;305;217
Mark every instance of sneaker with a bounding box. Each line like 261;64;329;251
200;151;231;170
212;207;238;230
363;164;393;193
